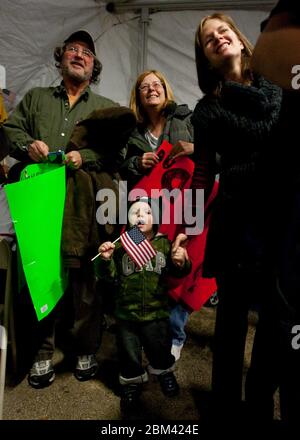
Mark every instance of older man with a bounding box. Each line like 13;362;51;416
4;30;129;388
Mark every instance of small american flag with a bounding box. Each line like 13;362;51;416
120;225;157;268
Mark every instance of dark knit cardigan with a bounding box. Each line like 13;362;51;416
191;76;283;275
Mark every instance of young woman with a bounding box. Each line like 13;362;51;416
189;13;283;422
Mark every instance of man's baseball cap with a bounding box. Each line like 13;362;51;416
64;30;96;55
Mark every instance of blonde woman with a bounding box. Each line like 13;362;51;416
120;70;194;361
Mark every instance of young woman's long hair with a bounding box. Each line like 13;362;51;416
195;13;253;96
129;70;175;125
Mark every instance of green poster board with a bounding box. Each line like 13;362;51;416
4;164;67;321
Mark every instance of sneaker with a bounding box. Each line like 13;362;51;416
171;344;183;361
74;354;98;381
158;371;180;397
28;359;55;389
120;383;142;413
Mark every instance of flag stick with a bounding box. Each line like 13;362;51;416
90;236;121;262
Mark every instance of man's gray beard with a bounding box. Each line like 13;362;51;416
61;65;91;84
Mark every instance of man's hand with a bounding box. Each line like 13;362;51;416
98;241;115;260
65;150;83;170
28;140;49;162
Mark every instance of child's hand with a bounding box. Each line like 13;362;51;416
171;246;189;268
98;241;115;260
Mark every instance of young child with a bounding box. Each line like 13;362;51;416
95;197;191;413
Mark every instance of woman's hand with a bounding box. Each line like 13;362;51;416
172;233;188;254
169;141;194;160
139;152;160;170
172;246;189;268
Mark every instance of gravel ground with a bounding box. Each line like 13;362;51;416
2;306;280;427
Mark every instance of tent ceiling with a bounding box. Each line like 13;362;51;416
0;1;275;110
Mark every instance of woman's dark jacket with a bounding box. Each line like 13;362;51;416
191;76;283;276
120;102;193;188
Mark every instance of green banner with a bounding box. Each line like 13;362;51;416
4;163;67;321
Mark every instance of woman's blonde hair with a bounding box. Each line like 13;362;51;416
129;70;175;125
195;13;253;95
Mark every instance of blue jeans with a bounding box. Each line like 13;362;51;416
169;303;190;346
116;318;174;379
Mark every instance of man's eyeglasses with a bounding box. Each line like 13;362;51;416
139;81;163;92
65;45;94;60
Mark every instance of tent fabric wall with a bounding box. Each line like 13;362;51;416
0;0;271;110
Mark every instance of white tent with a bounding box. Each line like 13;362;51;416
0;0;276;110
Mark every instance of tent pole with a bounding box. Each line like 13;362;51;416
139;7;150;73
106;1;275;13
